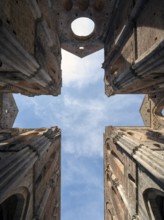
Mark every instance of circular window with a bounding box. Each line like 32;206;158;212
71;17;95;37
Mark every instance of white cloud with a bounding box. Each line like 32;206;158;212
62;155;104;220
63;95;106;113
62;49;104;88
62;155;103;187
14;92;144;157
54;94;143;157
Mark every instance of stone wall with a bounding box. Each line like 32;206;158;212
0;0;62;96
103;0;164;96
104;126;164;220
104;2;164;218
0;127;61;220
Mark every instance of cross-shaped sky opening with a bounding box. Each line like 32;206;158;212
13;18;144;220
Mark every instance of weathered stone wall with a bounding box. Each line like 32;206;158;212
104;0;164;96
0;0;62;96
104;126;164;220
0;127;61;220
104;1;164;219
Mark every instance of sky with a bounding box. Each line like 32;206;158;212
13;48;144;220
13;17;145;220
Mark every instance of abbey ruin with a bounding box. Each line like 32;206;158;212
0;0;164;219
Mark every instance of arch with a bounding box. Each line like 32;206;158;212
111;150;124;174
0;187;30;220
107;173;111;187
0;194;24;220
143;188;164;220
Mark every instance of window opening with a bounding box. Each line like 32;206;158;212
0;194;24;220
71;17;95;37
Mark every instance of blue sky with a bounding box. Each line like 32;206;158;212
14;49;144;220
